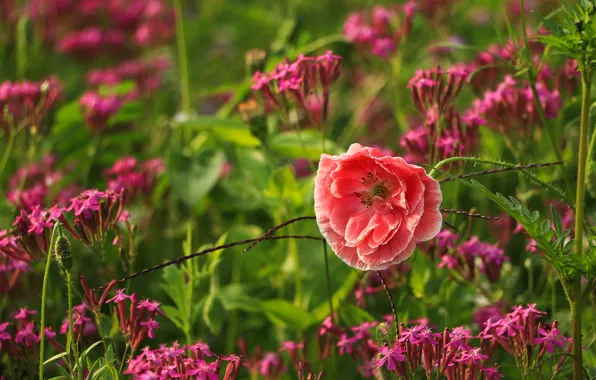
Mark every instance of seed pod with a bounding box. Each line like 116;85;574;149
54;227;73;271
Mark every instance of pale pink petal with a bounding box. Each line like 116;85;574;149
345;208;376;246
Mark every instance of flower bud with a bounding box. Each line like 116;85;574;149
239;99;268;143
245;49;267;75
54;226;73;271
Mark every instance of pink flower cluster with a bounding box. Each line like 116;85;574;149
0;241;29;293
465;75;562;135
106;289;163;352
479;304;570;374
238;338;287;379
79;91;124;133
399;111;479;165
125;341;242;380
0;308;59;360
354;264;410;307
86;57;171;100
425;230;509;283
30;0;175;58
59;304;96;339
343;4;416;59
1;189;125;261
103;156;165;203
251;51;341;125
0;77;61;131
6;155;79;210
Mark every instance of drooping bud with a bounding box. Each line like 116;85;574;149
54;224;73;270
245;49;267;75
238;99;268;143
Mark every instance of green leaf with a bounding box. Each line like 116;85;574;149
168;149;225;207
262;299;314;330
80;341;103;361
219;284;263;312
410;253;430;298
180;117;261;147
44;352;69;365
269;131;339;160
340;304;375;327
202;293;226;335
264;166;302;205
312;271;361;320
551;204;563;236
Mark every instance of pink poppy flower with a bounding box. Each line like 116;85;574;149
314;144;442;270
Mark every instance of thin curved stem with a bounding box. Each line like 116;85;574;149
377;271;399;340
0;129;16;176
39;223;60;380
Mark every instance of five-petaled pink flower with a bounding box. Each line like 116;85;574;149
314;144;442;270
376;343;405;372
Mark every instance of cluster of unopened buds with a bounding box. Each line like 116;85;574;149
423;230;509;284
29;0;175;58
343;3;416;59
6;154;80;210
86;57;171;99
103;156;165;203
250;51;341;127
0;77;61;132
0;188;125;262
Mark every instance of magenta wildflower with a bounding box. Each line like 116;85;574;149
67;189;124;246
376;343;405;372
12;308;36;321
103;156;165;202
15;322;39;347
482;366;504;379
80;91;123;133
535;327;566;353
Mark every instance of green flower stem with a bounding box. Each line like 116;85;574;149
39;223;60;380
571;70;592;380
0;129;16;176
66;271;82;380
174;0;191;116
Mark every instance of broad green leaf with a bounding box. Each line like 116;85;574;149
203;293;226;335
168;149;225;207
313;271;361;321
410;253;431;298
340;304;375;327
264;166;302;205
180;117;261;147
262;299;314;330
269;131;339;160
219;284;263;312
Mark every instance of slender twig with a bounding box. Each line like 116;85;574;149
95;235;323;291
440;208;499;221
442;220;465;237
438;161;565;183
241;216;316;255
377;271;399;340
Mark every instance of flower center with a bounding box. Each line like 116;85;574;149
354;172;391;207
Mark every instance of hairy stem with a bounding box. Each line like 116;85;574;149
571;70;591;380
39;223;60;380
